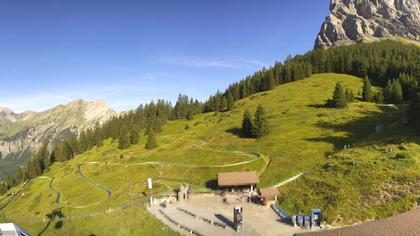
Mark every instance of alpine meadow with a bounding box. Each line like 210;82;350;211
0;1;420;236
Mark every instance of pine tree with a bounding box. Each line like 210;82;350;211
384;79;403;104
60;142;74;161
145;129;158;150
398;73;417;101
67;133;79;155
15;167;24;184
409;89;420;127
79;130;88;152
240;83;247;99
362;76;373;102
186;110;194;120
331;82;348;108
252;105;270;138
36;144;50;172
50;148;57;163
221;96;228;111
118;125;130;149
0;183;8;195
345;88;355;102
373;90;384;103
129;128;139;145
27;158;42;178
94;121;103;147
227;93;234;111
241;110;254;137
151;118;162;133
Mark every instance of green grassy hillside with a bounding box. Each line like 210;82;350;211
279;124;420;225
0;73;409;235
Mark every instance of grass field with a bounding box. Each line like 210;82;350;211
279;139;420;225
0;73;410;235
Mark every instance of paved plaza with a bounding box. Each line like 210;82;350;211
148;193;323;236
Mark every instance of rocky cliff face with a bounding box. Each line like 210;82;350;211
0;99;116;176
0;108;18;124
315;0;420;49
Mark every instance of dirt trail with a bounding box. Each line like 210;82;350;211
271;172;303;188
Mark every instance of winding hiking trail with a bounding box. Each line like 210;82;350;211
0;149;268;224
271;172;304;188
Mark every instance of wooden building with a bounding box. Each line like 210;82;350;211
259;187;279;206
218;171;259;192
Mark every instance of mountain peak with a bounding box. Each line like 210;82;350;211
315;0;420;49
0;98;116;164
0;107;17;123
55;99;115;123
0;107;14;114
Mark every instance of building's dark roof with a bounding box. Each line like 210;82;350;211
218;171;259;187
297;207;420;236
259;187;279;198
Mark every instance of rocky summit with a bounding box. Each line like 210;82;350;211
0;99;116;176
314;0;420;49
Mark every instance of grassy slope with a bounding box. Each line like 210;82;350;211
279;140;420;225
0;73;408;235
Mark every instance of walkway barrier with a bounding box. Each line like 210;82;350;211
271;204;290;219
177;207;227;229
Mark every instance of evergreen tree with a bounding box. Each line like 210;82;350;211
331;82;348;108
409;89;420;127
27;158;42;178
36;144;50;172
0;183;8;195
94;121;103;147
241;110;254;137
15;167;24;184
240;83;247;99
398;73;417;101
66;133;79;155
384;79;403;104
144;118;158;133
221;96;228;111
59;142;74;161
145;129;158;150
252;105;270;138
129;129;139;145
227;93;234;111
79;130;88;152
373;90;384;103
118;125;130;149
345;88;355;102
50;148;57;163
362;76;373;102
186;110;194;120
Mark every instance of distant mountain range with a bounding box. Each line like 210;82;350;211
0;99;116;177
315;0;420;49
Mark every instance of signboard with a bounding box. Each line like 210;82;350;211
147;178;152;189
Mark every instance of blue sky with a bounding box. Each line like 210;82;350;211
0;0;329;112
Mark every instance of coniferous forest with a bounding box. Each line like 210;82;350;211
2;40;419;195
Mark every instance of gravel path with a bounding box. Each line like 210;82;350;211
1;150;266;223
271;172;304;188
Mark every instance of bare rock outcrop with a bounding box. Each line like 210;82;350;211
315;0;420;49
0;99;116;175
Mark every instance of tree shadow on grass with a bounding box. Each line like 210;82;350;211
305;105;405;149
306;104;328;109
226;128;249;138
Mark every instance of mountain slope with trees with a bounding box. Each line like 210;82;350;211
0;40;419;234
0;72;413;235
